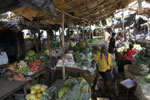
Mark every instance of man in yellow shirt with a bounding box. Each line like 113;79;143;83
91;44;120;99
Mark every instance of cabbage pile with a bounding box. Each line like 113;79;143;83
56;77;91;100
74;41;91;54
88;39;100;43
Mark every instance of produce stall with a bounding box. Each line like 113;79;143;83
29;77;92;100
116;43;142;62
53;41;96;84
87;38;105;47
124;45;150;100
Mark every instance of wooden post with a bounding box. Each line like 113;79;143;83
138;0;142;14
61;13;65;80
147;23;150;38
34;33;39;53
47;32;51;57
122;10;125;41
90;24;92;39
83;24;85;40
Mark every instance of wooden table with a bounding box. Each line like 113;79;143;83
30;67;47;79
0;68;47;100
56;67;95;84
0;78;28;100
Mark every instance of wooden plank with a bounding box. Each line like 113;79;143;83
0;78;28;100
30;68;47;79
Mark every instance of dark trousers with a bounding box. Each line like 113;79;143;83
118;59;132;73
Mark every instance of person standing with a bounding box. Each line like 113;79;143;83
0;45;9;78
91;44;120;99
124;43;137;65
108;33;116;59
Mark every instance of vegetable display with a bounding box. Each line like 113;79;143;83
88;39;101;43
27;84;47;100
128;45;150;83
8;73;26;81
117;44;142;53
41;77;91;100
74;41;91;54
56;77;91;100
29;60;43;72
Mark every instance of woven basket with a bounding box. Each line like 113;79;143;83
124;65;135;79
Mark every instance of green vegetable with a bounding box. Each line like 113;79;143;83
58;86;70;98
145;74;150;83
26;50;36;57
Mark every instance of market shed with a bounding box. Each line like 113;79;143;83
8;0;135;25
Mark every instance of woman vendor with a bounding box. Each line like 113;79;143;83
124;43;137;65
118;43;138;73
0;45;9;78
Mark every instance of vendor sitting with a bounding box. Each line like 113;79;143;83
92;44;121;99
0;45;9;78
124;43;137;65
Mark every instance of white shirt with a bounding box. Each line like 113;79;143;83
104;32;110;42
0;52;8;65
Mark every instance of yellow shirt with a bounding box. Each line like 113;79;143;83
94;52;113;72
70;42;75;47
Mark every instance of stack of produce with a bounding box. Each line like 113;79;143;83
26;84;47;100
134;45;150;66
117;44;142;53
42;77;91;100
88;38;101;43
8;73;26;81
56;77;91;100
18;60;31;75
51;38;61;49
29;60;43;72
8;61;31;75
74;41;91;54
56;53;75;67
24;50;36;62
128;45;150;83
74;52;92;68
42;45;59;56
24;49;52;68
36;53;52;68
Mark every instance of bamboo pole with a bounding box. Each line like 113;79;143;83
61;13;65;80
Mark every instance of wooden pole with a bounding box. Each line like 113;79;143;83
122;10;125;41
138;0;142;14
147;23;150;38
47;32;51;57
61;13;65;80
90;24;92;39
34;33;39;53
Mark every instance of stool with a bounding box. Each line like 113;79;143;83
118;79;136;100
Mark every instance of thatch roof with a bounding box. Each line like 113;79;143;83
10;0;135;25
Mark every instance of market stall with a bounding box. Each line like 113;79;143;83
54;40;96;84
124;45;150;100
